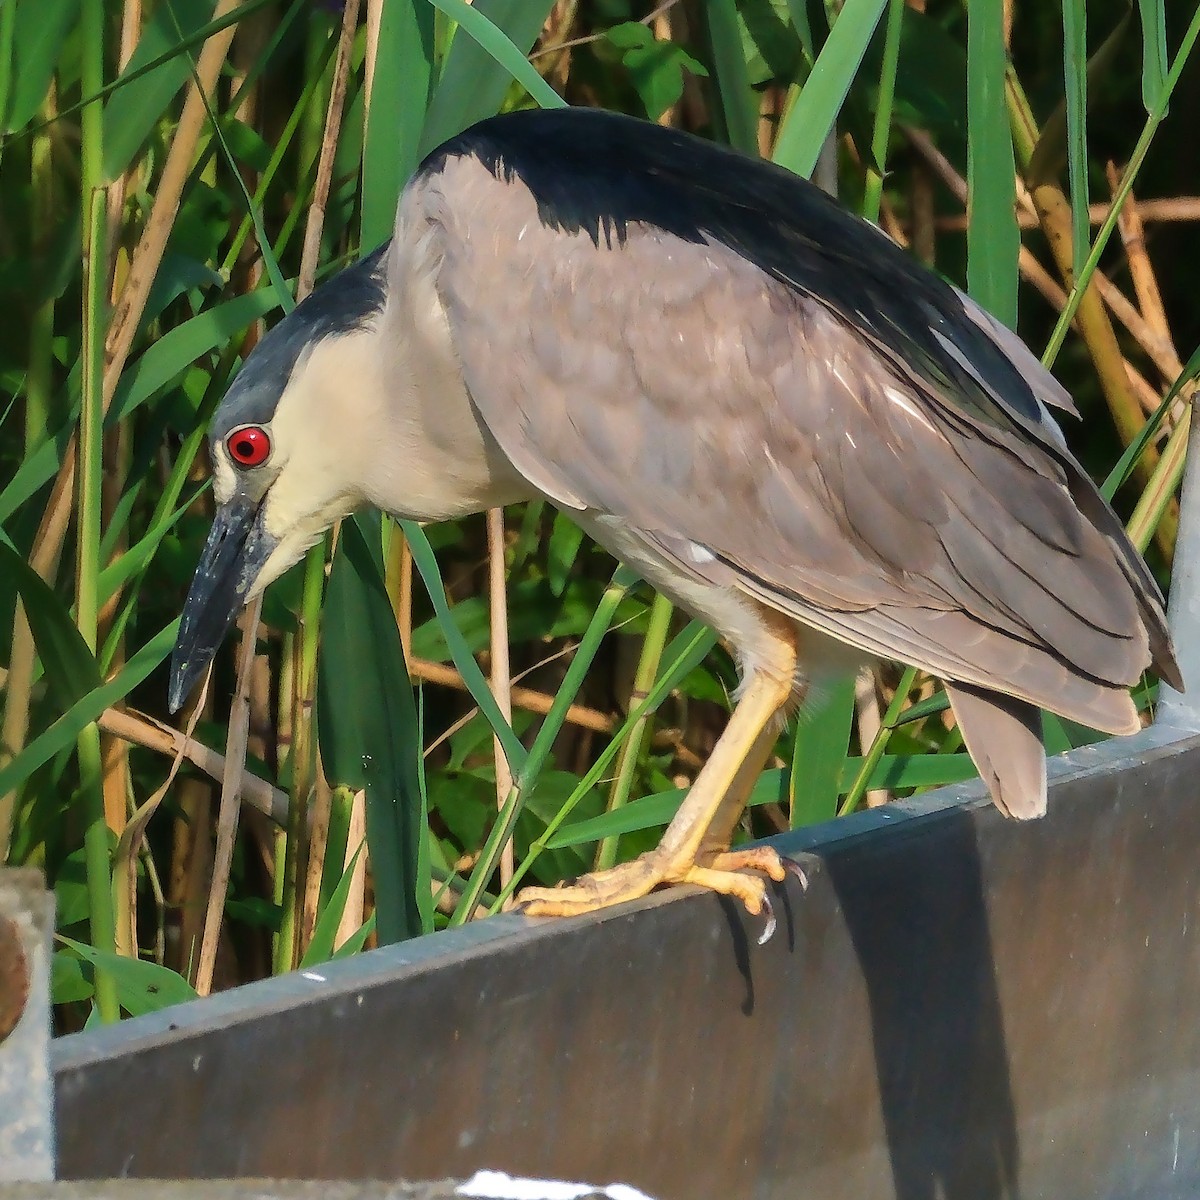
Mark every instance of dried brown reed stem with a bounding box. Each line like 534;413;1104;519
97;707;287;822
486;508;516;895
1;0;247;861
291;0;361;960
410;656;615;734
934;196;1200;232
196;598;263;995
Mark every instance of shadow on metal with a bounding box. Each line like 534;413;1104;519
51;725;1200;1200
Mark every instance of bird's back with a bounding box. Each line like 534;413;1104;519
413;108;1181;735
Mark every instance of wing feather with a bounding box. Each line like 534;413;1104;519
410;154;1174;729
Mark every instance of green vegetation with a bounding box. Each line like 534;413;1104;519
1;0;1197;1021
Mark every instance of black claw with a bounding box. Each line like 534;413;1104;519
756;892;778;946
784;858;809;891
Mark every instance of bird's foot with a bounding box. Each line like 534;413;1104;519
515;844;804;927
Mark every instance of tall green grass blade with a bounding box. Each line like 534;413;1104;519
965;0;1018;326
0;622;179;800
402;520;527;773
493;617;717;909
773;0;887;178
595;591;673;871
838;665;918;815
421;0;560;156
706;0;759;154
102;0;218;180
318;515;424;943
1102;342;1200;500
1062;0;1088;276
789;672;856;827
450;566;638;923
361;0;435;250
1044;3;1200;368
1138;0;1168;113
861;0;904;223
298;845;364;968
427;0;566;115
58;936;198;1016
3;0;78;133
0;542;102;708
0;289;283;527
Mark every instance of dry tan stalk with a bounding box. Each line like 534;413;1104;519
291;0;360;958
298;0;361;298
196;597;262;997
97;706;287;822
104;0;246;400
0;466;71;859
934;197;1200;231
910;163;936;266
854;670;889;808
1029;181;1168;497
112;699;199;956
486;508;516;896
1093;272;1184;389
301;771;333;949
170;780;212;981
333;790;368;951
409;656;615;734
364;0;382;120
1106;164;1173;344
3;0;248;858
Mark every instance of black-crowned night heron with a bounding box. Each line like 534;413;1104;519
170;106;1181;920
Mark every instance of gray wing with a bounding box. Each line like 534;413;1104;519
416;162;1163;733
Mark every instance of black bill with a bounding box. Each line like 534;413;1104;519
168;496;278;713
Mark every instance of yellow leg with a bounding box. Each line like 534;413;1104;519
517;622;799;919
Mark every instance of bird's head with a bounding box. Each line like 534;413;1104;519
168;248;390;712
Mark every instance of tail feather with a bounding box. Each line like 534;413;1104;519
945;682;1047;819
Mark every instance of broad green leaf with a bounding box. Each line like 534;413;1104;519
362;0;435;249
547;510;585;597
548;752;979;848
966;0;1019;326
51;949;94;1005
102;0;217;180
299;846;365;968
0;289;282;527
4;0;79;132
427;0;566;128
773;0;887;178
319;515;424;942
59;935;198;1016
606;23;708;122
706;0;758;152
0;540;101;711
420;0;562;159
789;672;856;827
0;622;179;799
1138;0;1168;114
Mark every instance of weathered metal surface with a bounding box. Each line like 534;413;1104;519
0;1174;652;1200
0;871;55;1183
52;727;1200;1199
1158;401;1200;733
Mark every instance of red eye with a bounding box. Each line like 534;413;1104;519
227;426;271;468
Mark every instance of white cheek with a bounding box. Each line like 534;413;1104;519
211;455;238;504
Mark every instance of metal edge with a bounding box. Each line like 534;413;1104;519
52;725;1200;1076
